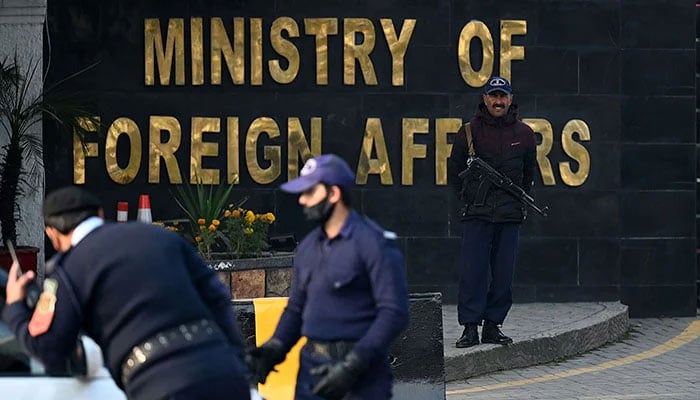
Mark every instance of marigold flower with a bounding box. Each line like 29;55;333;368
212;219;220;226
224;210;231;217
208;224;216;232
244;227;254;235
265;212;276;223
199;225;206;231
195;236;202;242
197;218;206;225
245;210;255;224
232;209;241;218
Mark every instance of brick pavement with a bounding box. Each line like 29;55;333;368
445;315;699;400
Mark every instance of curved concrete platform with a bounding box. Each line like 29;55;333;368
443;302;629;381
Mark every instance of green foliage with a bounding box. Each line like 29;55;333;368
0;54;100;243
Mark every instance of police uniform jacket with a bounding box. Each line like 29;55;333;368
272;210;409;366
448;103;537;223
2;221;248;400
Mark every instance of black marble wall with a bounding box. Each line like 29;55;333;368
42;0;697;317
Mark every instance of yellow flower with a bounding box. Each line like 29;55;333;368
197;218;206;225
244;227;254;235
232;209;241;218
265;212;276;223
199;225;206;231
245;210;255;224
172;220;179;226
212;219;220;226
195;236;202;242
224;210;231;217
208;224;216;232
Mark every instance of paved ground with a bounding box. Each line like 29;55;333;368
442;302;629;380
445;316;700;400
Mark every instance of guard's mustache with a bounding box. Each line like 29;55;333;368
493;104;505;108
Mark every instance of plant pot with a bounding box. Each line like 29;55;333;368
0;246;39;274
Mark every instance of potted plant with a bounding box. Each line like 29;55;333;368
0;55;99;272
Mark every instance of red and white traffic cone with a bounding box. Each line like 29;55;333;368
136;194;152;223
116;201;129;223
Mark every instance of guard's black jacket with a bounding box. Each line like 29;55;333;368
2;222;248;400
448;103;537;223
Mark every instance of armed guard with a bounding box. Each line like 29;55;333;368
448;76;538;348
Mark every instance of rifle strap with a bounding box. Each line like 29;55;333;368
464;123;476;158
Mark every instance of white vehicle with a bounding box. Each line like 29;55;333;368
0;323;126;400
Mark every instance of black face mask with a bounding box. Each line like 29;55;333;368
303;191;335;224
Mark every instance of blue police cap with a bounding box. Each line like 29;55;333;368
280;154;355;193
483;76;512;94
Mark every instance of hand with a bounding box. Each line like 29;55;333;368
311;351;368;400
246;338;286;384
5;261;35;304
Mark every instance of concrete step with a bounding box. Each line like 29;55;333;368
442;302;629;381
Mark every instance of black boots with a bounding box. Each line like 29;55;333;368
481;320;513;345
455;323;479;348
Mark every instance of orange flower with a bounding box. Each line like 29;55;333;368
224;210;231;217
208;224;216;232
197;218;206;225
245;210;255;224
232;209;241;218
195;236;202;242
212;219;220;226
265;212;276;223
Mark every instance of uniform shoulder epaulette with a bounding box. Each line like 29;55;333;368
362;216;398;240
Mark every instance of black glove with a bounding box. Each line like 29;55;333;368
246;338;287;384
310;351;368;400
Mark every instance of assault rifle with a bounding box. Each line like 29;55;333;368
459;157;549;218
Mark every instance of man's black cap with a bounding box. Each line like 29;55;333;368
43;186;101;218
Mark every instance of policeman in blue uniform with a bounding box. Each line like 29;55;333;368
2;186;251;400
247;154;410;399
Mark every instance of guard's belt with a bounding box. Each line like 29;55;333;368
120;319;222;386
305;339;355;360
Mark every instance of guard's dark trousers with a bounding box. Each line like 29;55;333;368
458;220;519;325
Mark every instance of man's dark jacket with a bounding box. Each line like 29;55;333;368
448;103;537;223
2;223;248;400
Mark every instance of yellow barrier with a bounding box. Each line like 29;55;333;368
253;297;307;400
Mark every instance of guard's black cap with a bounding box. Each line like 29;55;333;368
43;186;101;218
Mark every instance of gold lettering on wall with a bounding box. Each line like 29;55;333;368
457;20;493;87
144;18;185;86
269;17;300;84
73;117;99;185
560;119;591;187
436;118;462;185
227;117;240;184
380;19;416;86
149;116;182;184
304;18;339;85
356;118;393;184
344;18;378;85
499;20;526;82
105;118;141;184
190;117;221;184
250;18;263;85
211;17;245;85
191;18;204;85
287;117;322;180
523;118;556;186
401;118;429;185
246;117;281;183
